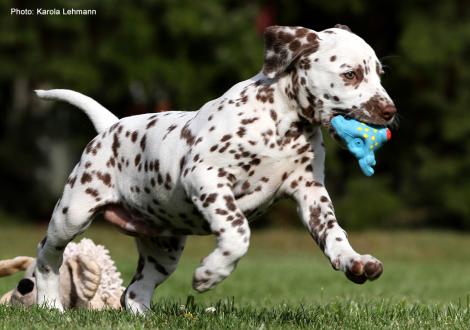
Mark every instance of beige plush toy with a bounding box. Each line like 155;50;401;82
0;238;124;309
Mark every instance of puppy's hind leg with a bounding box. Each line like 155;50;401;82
122;236;186;314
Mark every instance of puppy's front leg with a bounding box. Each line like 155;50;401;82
287;177;383;283
184;173;250;293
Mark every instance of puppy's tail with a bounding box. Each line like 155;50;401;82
35;89;119;133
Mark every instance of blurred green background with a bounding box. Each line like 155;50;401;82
0;0;469;230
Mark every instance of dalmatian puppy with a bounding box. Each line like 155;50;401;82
34;25;396;313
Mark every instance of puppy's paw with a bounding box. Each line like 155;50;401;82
192;264;230;293
334;254;383;284
345;254;383;284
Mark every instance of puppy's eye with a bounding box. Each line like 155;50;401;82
342;71;356;80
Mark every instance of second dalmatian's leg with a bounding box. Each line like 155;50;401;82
184;174;251;293
122;236;186;313
287;178;383;284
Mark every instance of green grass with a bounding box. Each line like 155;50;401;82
1;221;470;329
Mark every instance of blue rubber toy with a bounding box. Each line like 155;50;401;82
331;115;391;176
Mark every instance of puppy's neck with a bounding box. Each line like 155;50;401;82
249;72;317;141
267;70;323;136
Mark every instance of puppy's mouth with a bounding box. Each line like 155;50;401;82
330;108;396;128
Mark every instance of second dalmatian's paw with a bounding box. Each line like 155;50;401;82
192;265;231;293
336;254;383;284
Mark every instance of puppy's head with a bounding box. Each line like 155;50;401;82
0;254;103;309
262;25;396;127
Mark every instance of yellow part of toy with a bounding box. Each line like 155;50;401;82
363;134;369;138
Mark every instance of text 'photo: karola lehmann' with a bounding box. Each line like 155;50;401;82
11;7;97;16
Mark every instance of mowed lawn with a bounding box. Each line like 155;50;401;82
1;221;470;329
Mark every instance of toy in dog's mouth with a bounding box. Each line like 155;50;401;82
330;115;391;176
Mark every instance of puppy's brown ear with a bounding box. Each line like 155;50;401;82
334;24;351;32
0;257;34;277
262;26;319;79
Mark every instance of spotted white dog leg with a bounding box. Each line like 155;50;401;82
288;178;383;284
36;160;116;310
122;236;186;314
185;176;250;293
36;199;97;310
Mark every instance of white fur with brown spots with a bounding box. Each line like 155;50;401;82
34;25;395;313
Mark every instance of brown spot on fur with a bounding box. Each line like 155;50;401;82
309;206;322;229
180;124;196;146
297;144;310;154
241;117;258;125
146;119;157;129
224;195;236;211
216;209;228;215
295;28;308;37
85;188;99;197
130;131;138;143
306;32;317;43
97;172;112;187
140;134;147;151
232;219;244;227
112;133;120;157
289;39;301;51
81;172;92;184
221;134;232;142
270;109;278;121
134;154;141;166
237;127;246;137
205;193;218;205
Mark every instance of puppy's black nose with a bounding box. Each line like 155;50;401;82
17;278;34;295
381;104;397;121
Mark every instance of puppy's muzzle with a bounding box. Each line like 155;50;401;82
380;104;397;121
